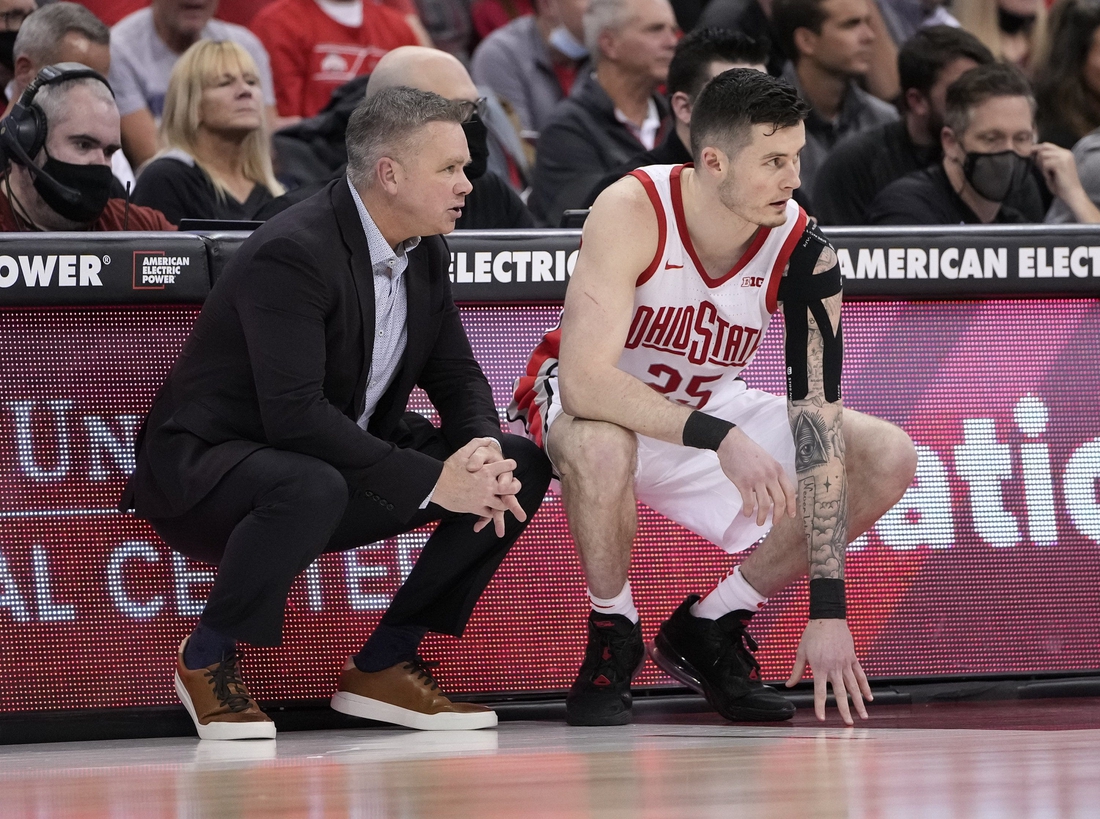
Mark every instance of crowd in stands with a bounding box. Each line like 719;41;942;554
0;0;1099;232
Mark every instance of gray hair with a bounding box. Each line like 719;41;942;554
345;86;466;188
14;3;110;65
35;77;117;126
583;0;635;60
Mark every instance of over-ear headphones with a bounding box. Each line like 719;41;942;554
0;62;114;168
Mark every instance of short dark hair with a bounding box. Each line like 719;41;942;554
346;86;466;187
943;62;1035;135
689;68;810;161
667;28;771;100
1034;0;1100;141
898;25;994;108
771;0;829;63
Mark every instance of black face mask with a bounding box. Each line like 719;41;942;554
0;30;16;72
33;155;115;223
462;114;489;180
962;149;1032;202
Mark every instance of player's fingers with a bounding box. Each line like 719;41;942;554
466;449;491;472
844;666;868;720
473;514;491;533
739;485;757;519
786;655;806;687
492;509;507;538
813;673;828;721
831;673;853;726
779;472;797;518
854;660;873;702
755;482;773;526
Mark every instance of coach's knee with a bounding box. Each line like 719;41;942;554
551;419;636;495
268;457;349;525
499;433;553;509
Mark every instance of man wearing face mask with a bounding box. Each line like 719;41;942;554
0;63;174;231
471;0;590;138
867;62;1100;225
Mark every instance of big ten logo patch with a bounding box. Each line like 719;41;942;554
741;276;765;288
132;251;192;290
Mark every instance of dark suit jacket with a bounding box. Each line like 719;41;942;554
121;178;501;524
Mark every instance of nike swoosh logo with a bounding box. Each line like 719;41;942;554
664;262;683;269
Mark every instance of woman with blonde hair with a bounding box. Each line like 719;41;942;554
953;0;1048;72
132;39;285;225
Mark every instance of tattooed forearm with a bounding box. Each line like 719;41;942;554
787;281;848;581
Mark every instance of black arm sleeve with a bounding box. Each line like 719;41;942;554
776;221;843;403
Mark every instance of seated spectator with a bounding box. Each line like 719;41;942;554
5;3;137;193
415;0;476;60
585;27;768;204
1046;127;1100;222
110;0;278;169
250;0;421;118
815;25;993;225
771;0;899;209
877;0;959;47
471;0;589;137
702;0;898;99
954;0;1046;72
0;0;35;104
530;0;678;226
867;63;1100;224
1034;0;1100;149
0;64;174;230
471;0;534;41
131;40;285;225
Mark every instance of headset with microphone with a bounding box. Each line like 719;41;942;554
0;62;115;210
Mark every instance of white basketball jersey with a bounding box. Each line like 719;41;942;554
617;164;807;410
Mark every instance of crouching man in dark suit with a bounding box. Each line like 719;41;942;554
119;86;552;740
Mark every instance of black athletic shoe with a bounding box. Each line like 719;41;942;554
566;611;646;726
649;596;795;722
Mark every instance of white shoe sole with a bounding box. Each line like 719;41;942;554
174;671;277;741
330;690;498;731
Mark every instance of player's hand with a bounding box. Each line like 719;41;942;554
433;438;526;536
785;618;872;726
716;426;797;526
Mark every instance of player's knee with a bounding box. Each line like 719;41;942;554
879;425;918;503
552;420;636;488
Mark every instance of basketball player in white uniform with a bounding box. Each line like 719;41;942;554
510;69;917;726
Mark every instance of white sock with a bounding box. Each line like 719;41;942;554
589;580;639;623
691;566;767;620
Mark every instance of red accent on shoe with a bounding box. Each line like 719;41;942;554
595;621;616;628
593;675;611;687
749;668;760;681
602;647;612;660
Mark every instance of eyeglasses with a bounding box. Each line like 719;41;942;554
455;96;488;123
0;9;30;30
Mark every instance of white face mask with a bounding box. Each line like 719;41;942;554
548;25;589;60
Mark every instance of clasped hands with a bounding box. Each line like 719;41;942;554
431;437;526;537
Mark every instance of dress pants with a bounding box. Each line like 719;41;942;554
149;430;552;646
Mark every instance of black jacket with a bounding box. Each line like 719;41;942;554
530;71;670;227
120;178;501;523
584;128;692;206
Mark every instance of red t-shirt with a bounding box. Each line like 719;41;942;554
470;0;533;41
250;0;420;118
0;192;176;232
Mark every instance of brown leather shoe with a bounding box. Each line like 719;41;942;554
331;657;497;730
174;639;276;740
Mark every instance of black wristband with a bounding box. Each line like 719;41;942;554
682;410;735;451
808;578;847;619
